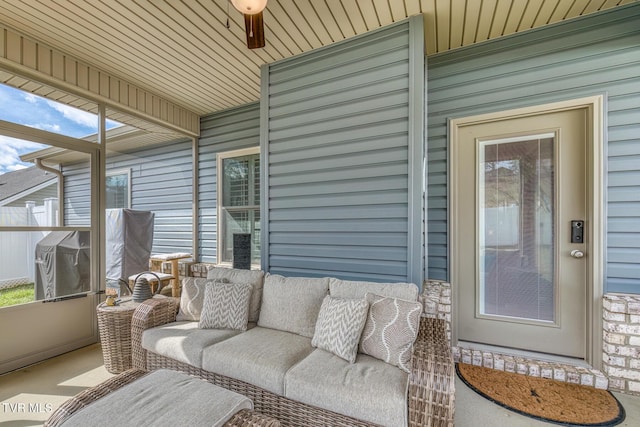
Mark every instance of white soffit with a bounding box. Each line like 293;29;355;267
0;0;635;119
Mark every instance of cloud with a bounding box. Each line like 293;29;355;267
23;123;62;133
45;100;98;129
23;93;39;104
0;136;47;174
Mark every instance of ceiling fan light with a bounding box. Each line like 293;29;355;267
230;0;267;15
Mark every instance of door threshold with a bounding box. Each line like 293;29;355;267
457;340;591;369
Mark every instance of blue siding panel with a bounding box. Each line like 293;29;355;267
426;3;640;292
198;103;261;264
262;17;424;283
64;139;193;254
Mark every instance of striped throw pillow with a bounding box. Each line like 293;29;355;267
199;282;252;331
312;296;369;363
176;278;225;321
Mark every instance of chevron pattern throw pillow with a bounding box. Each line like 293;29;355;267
176;278;227;321
359;293;422;373
199;282;252;331
311;296;369;363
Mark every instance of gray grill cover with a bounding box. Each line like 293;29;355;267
106;209;154;282
35;231;91;300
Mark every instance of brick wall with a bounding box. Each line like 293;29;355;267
602;294;640;394
421;281;640;394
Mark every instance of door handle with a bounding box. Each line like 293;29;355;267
570;250;585;259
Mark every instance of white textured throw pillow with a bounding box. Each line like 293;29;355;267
199;282;252;331
176;278;226;321
312;296;369;363
359;293;422;373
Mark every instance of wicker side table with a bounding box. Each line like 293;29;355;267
98;298;155;374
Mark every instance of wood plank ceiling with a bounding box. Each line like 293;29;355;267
0;0;635;119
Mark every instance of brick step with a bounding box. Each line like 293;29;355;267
453;346;608;390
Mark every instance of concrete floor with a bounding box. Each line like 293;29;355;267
1;344;639;426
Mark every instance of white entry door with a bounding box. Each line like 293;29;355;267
452;107;590;359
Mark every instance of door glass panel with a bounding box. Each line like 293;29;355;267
479;134;555;322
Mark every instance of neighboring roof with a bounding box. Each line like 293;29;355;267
0;166;56;204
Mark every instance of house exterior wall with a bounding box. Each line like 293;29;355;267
260;17;424;283
198;103;261;264
64;139;193;254
426;3;640;295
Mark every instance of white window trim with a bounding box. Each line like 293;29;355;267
216;147;260;266
106;168;131;209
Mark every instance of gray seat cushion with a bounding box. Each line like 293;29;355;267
202;326;314;395
284;349;409;427
61;369;252;427
141;321;241;368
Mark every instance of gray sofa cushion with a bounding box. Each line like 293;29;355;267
202;326;314;395
285;349;409;427
141;321;241;368
207;267;265;322
258;274;329;338
329;278;419;302
61;369;252;427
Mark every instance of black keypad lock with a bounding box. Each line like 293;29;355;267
571;220;584;243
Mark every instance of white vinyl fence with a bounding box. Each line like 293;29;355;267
0;199;57;289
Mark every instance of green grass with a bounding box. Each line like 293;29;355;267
0;283;35;307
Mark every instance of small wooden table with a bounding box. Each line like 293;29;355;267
149;252;191;297
127;272;174;294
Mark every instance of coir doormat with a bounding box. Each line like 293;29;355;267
456;363;625;426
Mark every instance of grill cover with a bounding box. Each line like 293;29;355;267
35;231;91;300
105;209;154;282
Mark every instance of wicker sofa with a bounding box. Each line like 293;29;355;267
130;268;455;427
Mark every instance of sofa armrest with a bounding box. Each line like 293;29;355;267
408;317;455;427
131;297;179;370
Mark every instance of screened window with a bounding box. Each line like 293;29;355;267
217;148;260;265
106;170;130;209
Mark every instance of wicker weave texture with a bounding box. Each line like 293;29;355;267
45;369;280;427
131;297;179;370
131;297;455;427
139;317;455;426
97;301;138;374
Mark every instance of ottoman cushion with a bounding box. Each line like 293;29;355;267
60;369;252;427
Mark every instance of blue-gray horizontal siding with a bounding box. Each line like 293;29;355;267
63;161;92;227
198;103;261;263
426;3;640;294
64;139;193;254
264;21;415;282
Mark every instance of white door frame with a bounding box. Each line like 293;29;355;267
449;95;605;367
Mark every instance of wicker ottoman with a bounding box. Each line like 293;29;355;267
45;369;280;427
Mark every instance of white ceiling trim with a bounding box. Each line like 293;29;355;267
0;25;200;137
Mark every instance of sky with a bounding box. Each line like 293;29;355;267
0;83;118;175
